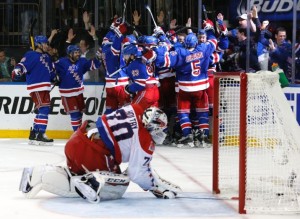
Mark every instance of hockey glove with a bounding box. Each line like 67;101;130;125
150;169;182;199
203;19;214;31
113;22;128;37
216;19;228;36
110;17;122;30
72;172;102;204
153;26;165;38
142;49;157;64
11;67;22;81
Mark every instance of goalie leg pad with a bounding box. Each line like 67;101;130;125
19;165;78;198
42;166;78;197
19;166;43;198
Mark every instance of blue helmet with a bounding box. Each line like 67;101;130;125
126;34;137;43
143;36;158;46
34;35;48;46
198;29;207;36
184;33;198;48
66;45;80;55
121;35;137;50
122;44;138;56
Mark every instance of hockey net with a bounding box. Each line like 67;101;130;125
212;71;300;214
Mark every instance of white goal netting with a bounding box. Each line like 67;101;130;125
215;71;300;213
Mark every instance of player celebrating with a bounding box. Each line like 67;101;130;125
154;19;225;147
12;35;56;146
122;43;159;110
19;104;182;203
101;21;132;114
54;45;101;131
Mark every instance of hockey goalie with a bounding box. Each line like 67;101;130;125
19;104;182;203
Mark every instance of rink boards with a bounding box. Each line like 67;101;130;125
0;83;299;139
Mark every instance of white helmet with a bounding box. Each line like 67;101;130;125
142;107;168;145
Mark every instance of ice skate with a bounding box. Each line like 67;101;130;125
194;129;210;148
28;127;37;145
177;134;194;148
36;132;54;146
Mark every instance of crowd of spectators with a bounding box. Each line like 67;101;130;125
1;4;300;84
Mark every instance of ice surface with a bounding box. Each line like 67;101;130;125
0;139;299;219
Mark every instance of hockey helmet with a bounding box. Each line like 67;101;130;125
122;44;138;56
121;35;137;51
142;107;168;144
66;45;80;55
198;29;207;36
143;35;158;46
34;35;48;46
184;33;198;48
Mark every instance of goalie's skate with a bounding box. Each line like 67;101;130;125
19;167;33;193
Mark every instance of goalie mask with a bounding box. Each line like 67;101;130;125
142;107;168;145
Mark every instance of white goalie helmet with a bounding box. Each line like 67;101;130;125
142;107;168;145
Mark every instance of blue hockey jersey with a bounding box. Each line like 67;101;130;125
54;57;101;97
155;38;217;92
17;51;55;92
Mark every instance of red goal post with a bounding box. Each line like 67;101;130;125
212;72;300;214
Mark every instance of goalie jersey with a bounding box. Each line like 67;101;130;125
96;104;156;190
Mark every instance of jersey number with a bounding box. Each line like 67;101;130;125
191;60;201;76
106;109;134;141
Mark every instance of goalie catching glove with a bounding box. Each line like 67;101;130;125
149;170;182;199
72;171;130;203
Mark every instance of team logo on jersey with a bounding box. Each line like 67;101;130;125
146;64;155;76
132;69;139;77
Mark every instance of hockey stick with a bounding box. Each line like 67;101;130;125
167;26;190;38
29;18;37;50
145;5;158;28
202;5;208;20
122;0;127;23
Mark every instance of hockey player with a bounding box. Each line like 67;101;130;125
122;42;159;110
12;35;56;146
101;20;131;114
19;104;182;203
54;45;101;131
